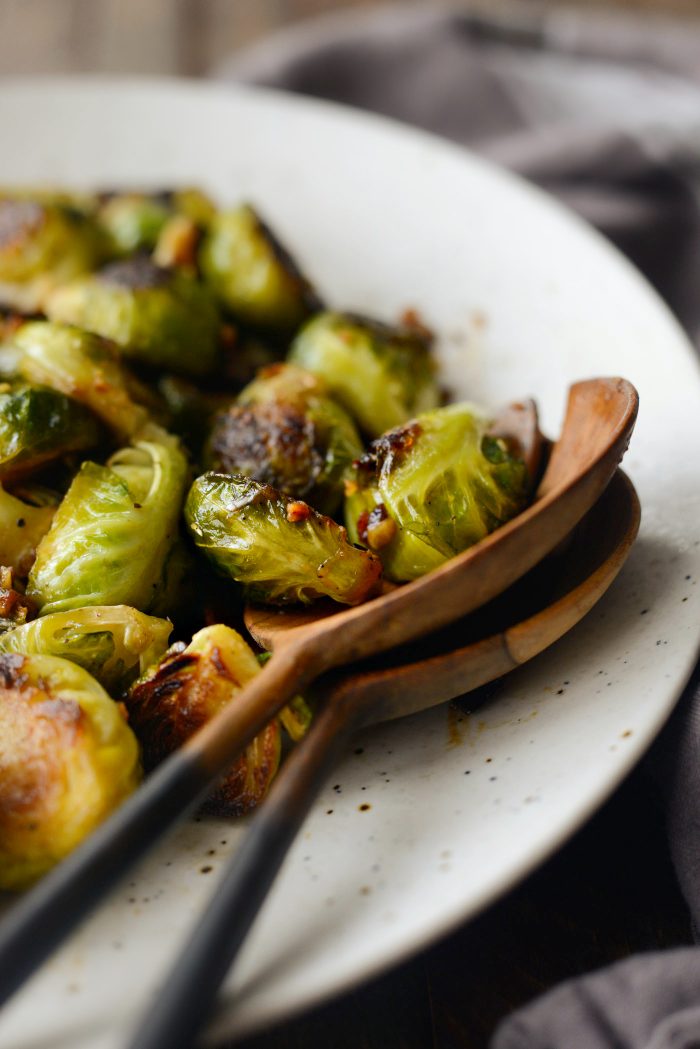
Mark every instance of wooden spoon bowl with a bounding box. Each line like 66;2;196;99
197;376;638;774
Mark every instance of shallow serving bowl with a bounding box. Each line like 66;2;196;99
0;77;699;1049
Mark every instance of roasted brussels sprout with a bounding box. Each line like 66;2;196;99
345;404;529;582
206;364;363;515
289;311;439;437
0;196;101;312
199;204;320;331
97;193;171;256
0;483;57;577
14;321;152;441
0;380;102;483
126;624;280;816
46;257;220;377
185;473;381;606
0;605;171;692
0;652;140;890
27;430;189;615
0;566;37;634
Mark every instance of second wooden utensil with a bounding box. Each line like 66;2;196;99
126;468;640;1049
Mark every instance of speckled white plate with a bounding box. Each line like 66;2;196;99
0;78;699;1049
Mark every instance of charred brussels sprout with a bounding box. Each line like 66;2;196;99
0;381;102;483
14;321;152;441
199;205;320;331
0;605;171;692
185;473;381;606
345;404;529;582
0;652;140;890
46;257;220;377
0;483;57;577
0;196;101;312
206;364;363;515
27;430;189;615
289;311;439;437
126;624;280;816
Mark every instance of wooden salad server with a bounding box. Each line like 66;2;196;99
127;467;641;1049
0;377;638;1013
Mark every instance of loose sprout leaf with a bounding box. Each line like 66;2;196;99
126;624;279;816
0;381;102;483
199;204;320;331
185;472;382;606
0;652;140;890
289;311;439;437
45;258;221;377
0;605;172;692
345;403;529;582
27;430;189;615
14;321;151;441
0;483;57;577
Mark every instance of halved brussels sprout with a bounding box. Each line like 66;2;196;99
0;380;102;483
185;472;381;606
206;363;363;515
289;311;439;437
0;483;57;577
0;196;102;312
27;429;189;615
45;257;220;377
0;652;140;890
0;566;37;634
199;204;320;331
345;404;529;582
126;624;279;816
0;605;171;692
14;321;152;441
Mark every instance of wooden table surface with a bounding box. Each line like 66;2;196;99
1;4;695;1046
2;0;700;80
224;755;692;1049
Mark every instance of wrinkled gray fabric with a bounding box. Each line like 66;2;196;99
218;7;700;1048
219;3;700;335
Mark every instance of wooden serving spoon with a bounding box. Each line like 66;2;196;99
0;377;637;1013
127;468;641;1049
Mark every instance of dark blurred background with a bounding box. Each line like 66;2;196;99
1;0;699;78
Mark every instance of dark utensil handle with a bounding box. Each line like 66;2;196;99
0;647;307;1010
126;698;356;1049
0;747;207;1008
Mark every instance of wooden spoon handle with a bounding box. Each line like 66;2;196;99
0;643;318;1010
126;698;357;1049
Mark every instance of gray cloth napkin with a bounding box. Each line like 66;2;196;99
219;6;700;1047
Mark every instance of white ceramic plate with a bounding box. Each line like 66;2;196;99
1;78;699;1049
